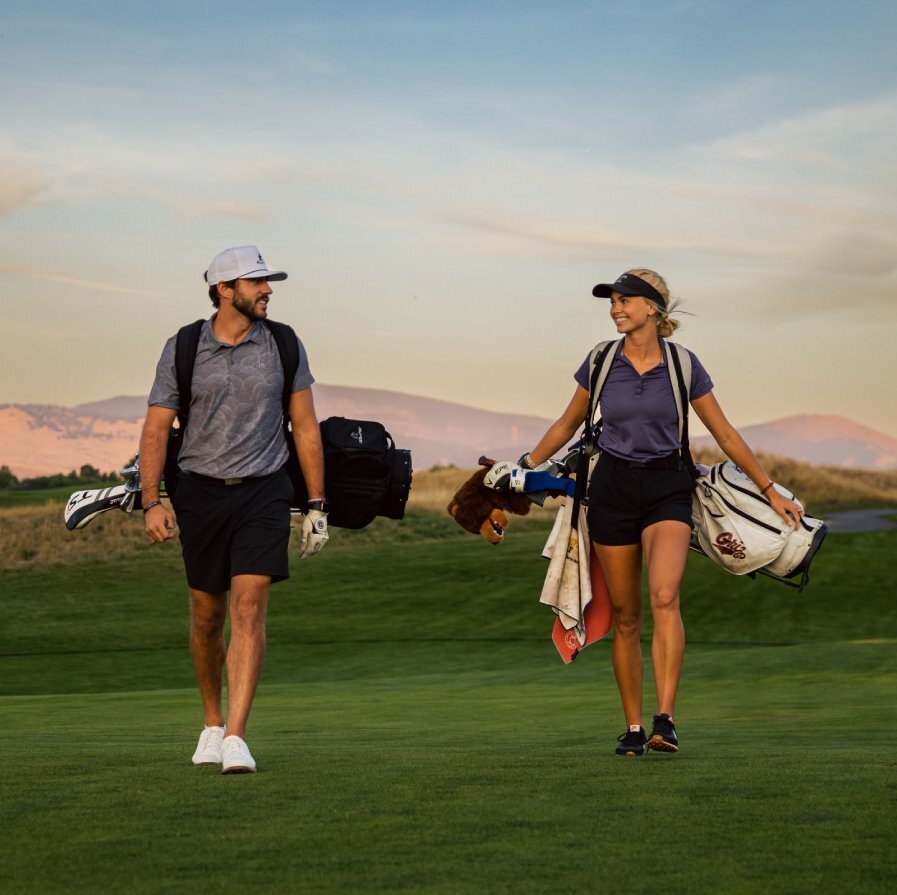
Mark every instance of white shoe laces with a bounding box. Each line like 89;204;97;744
197;726;224;753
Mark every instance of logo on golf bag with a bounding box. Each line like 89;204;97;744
714;532;746;560
351;426;363;444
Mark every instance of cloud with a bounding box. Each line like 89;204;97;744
0;264;164;296
0;146;47;214
439;212;797;263
21;121;377;220
179;197;271;222
810;232;897;278
694;92;897;174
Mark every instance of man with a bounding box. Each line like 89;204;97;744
139;245;328;774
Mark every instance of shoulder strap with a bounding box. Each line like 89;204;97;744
265;320;301;415
572;338;618;520
585;338;620;439
174;319;205;428
664;340;698;476
663;341;691;443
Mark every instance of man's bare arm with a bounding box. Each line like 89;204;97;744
139;405;177;542
289;389;325;499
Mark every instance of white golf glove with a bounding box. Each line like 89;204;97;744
483;460;515;491
299;509;329;559
485;459;554;493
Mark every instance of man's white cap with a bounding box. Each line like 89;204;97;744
204;245;287;285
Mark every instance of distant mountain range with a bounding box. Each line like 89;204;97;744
1;388;895;478
693;415;897;471
0;386;552;479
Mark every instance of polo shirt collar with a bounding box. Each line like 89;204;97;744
614;338;668;373
203;315;264;350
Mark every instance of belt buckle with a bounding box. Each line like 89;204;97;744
223;477;243;486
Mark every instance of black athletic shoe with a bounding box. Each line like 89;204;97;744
647;713;679;753
615;727;647;756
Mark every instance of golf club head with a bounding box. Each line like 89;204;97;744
64;484;134;530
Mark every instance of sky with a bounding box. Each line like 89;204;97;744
1;0;896;437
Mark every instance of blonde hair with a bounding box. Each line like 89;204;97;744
625;268;682;338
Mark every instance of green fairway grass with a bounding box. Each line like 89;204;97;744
2;515;896;893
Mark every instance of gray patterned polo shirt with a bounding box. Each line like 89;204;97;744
147;317;314;479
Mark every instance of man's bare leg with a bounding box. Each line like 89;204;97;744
189;589;228;727
224;574;271;739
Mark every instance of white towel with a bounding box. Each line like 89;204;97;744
539;498;592;645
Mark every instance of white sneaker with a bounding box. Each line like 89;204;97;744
221;735;257;774
191;725;225;765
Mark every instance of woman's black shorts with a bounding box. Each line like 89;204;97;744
172;468;293;593
586;452;695;546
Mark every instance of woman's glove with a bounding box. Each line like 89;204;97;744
299;509;329;559
484;457;557;493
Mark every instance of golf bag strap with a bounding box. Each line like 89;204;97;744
174;319;205;429
264;320;301;415
586;339;619;438
573;339;618;518
663;340;691;444
665;340;699;477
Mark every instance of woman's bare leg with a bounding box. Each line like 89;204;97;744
593;542;644;727
641;520;691;719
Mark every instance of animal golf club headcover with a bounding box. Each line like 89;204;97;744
446;465;531;545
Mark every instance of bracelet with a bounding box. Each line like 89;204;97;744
760;481;775;495
307;498;329;512
142;500;163;514
518;452;537;470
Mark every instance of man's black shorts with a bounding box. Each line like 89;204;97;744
587;452;695;547
173;468;293;593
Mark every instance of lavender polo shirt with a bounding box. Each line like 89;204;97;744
573;340;713;462
148;317;314;479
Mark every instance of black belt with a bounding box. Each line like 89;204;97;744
603;452;683;471
180;470;264;486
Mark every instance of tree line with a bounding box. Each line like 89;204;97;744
0;464;121;491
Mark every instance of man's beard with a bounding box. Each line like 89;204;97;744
232;295;268;322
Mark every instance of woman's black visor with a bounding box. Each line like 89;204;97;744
592;273;666;309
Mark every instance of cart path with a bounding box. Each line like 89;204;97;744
825;508;897;533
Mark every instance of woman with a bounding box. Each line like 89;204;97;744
515;269;801;756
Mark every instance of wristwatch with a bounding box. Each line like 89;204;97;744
307;498;329;513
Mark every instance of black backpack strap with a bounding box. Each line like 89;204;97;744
264;320;304;508
265;320;301;414
174;319;205;428
165;319;204;502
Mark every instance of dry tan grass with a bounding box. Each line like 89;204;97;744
3;457;895;570
0;499;181;570
408;466;559;517
407;466;476;513
692;447;897;511
410;454;897;516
